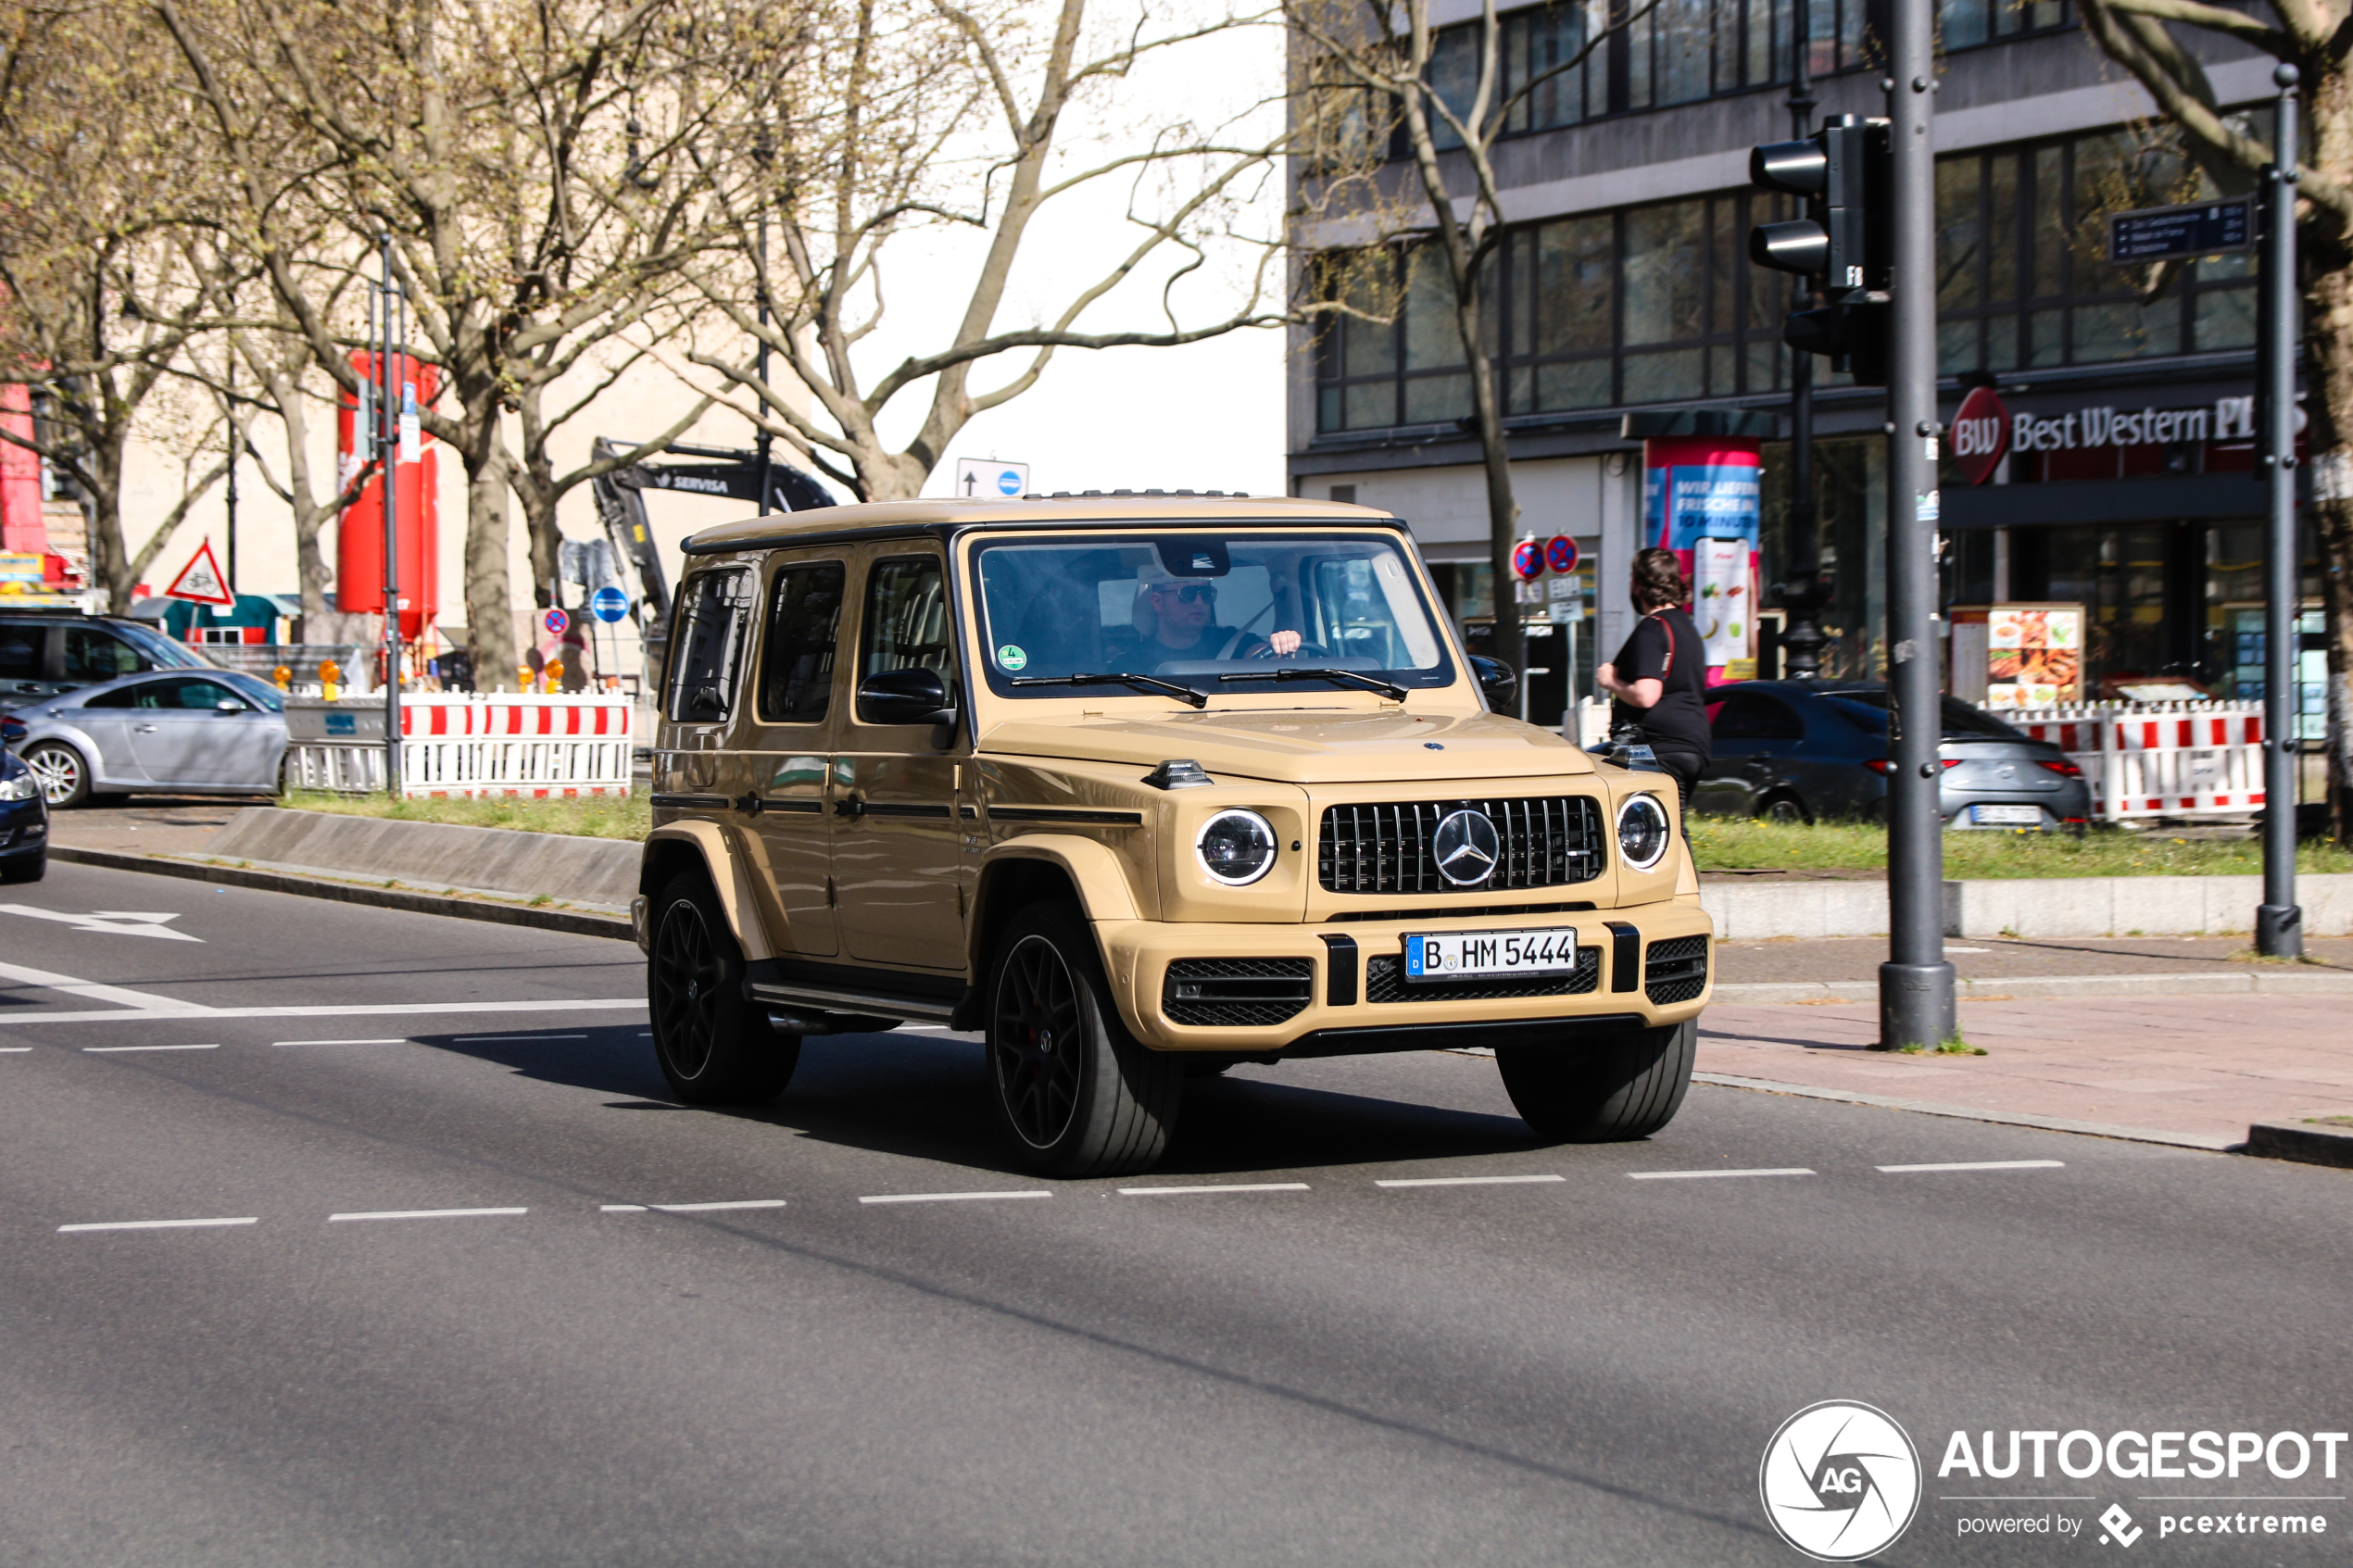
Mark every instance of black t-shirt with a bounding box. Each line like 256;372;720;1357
1612;608;1712;757
1108;624;1262;665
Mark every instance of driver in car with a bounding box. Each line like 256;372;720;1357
1114;570;1303;664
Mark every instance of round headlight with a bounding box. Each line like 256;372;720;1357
1196;809;1278;886
1617;794;1670;871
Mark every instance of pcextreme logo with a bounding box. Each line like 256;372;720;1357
1760;1400;1923;1562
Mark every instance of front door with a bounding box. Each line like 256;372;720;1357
121;675;280;786
740;556;847;958
833;550;971;972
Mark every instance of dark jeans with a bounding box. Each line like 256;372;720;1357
1646;744;1706;833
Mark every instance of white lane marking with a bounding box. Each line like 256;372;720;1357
1116;1182;1311;1196
601;1204;648;1212
1946;947;1990;953
455;1033;588;1042
859;1190;1051;1205
0;1047;30;1053
14;998;646;1024
643;1199;787;1213
274;1038;408;1047
1627;1167;1817;1181
58;1216;258;1233
1877;1159;2065;1173
82;1043;219;1053
328;1207;529;1223
0;959;215;1014
1375;1173;1567;1188
0;906;202;942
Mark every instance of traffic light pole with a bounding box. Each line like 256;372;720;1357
2257;64;2304;958
1780;0;1827;680
377;233;404;801
1877;0;1954;1049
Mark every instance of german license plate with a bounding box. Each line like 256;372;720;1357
1969;804;2043;826
1404;927;1579;983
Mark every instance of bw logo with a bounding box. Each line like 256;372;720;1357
1760;1401;1922;1562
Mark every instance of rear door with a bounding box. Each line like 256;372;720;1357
832;548;971;972
0;621;47;707
741;555;847;958
1700;690;1805;815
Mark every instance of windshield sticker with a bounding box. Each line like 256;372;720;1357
996;645;1028;671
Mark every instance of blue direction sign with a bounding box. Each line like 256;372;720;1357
590;584;630;623
544;607;570;637
2108;199;2253;264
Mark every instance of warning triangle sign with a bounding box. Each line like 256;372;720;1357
164;538;235;606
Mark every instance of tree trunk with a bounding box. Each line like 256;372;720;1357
88;428;132;615
1460;305;1524;690
463;446;518;690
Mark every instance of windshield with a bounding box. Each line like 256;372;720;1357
972;533;1453;698
110;621;209;670
1822;689;2027;741
219;671;287;711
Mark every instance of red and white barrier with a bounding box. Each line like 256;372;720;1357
285;694;635;798
2007;701;2265;822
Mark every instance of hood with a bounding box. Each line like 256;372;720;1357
976;708;1596;784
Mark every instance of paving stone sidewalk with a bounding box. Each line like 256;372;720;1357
1699;995;2353;1148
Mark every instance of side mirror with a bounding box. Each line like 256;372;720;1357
857;666;956;727
215;699;245;714
1468;655;1517;711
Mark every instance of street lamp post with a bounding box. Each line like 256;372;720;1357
376;234;404;800
2257;64;2305;959
1779;0;1829;680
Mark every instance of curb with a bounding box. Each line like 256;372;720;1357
1690;1072;2244;1152
46;846;635;942
2243;1120;2353;1170
1712;970;2353;1005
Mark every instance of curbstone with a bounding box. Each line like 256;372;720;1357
2242;1120;2353;1170
1705;872;2353;940
207;808;643;909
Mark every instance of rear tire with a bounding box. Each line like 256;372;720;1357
22;742;90;809
987;901;1182;1177
1496;1018;1695;1142
1757;792;1810;826
647;872;799;1105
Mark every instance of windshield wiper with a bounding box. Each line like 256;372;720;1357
1220;667;1408;701
1010;671;1207;709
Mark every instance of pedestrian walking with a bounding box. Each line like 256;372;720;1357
1595;546;1711;824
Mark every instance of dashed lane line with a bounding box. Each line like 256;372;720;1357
82;1044;219;1053
456;1033;588;1042
1376;1173;1566;1188
0;1047;28;1053
1877;1160;2066;1173
275;1039;409;1047
1626;1167;1817;1181
603;1199;789;1213
328;1207;530;1223
11;998;648;1025
1115;1183;1312;1197
59;1217;257;1233
859;1191;1051;1205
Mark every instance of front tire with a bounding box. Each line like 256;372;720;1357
987;901;1182;1177
1757;792;1810;825
0;850;43;884
647;872;799;1105
22;743;90;809
1496;1018;1695;1142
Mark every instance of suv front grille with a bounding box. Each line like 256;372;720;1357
1364;946;1600;1003
1644;935;1709;1005
1318;797;1604;895
1164;959;1315;1027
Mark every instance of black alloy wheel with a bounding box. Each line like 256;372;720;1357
646;872;797;1105
992;934;1086;1150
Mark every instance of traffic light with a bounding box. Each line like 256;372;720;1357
1749;114;1892;386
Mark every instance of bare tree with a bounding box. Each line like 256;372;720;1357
1284;0;1651;680
2074;0;2353;834
666;0;1298;505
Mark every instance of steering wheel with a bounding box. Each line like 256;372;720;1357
1247;639;1330;660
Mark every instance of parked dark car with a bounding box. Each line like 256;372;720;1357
1695;681;2094;830
0;738;46;881
1;608;212;713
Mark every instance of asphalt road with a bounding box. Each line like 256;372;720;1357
1;860;2346;1567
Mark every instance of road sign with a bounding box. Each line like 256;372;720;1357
1544;535;1579;574
544;607;570;637
163;538;234;606
1511;539;1544;580
589;584;630;624
2108;199;2254;264
953;458;1030;498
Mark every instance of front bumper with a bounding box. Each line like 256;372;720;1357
1097;900;1713;1054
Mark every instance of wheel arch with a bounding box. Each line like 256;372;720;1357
967;835;1139;976
640;821;778;962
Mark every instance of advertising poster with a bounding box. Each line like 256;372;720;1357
1693;538;1751;670
1985;604;2083;708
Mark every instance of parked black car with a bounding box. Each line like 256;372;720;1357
1;608;212;713
1695;680;2094;829
0;737;46;882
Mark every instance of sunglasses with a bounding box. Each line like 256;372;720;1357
1151;583;1215;603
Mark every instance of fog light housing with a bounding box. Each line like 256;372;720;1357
1197;809;1277;885
1617;794;1669;871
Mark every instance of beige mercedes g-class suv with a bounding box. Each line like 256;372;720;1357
635;495;1712;1176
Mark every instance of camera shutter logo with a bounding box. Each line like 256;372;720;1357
1431;809;1501;885
1758;1400;1921;1561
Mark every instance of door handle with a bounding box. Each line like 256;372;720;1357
733;791;763;817
134;724;157;733
833;796;865;819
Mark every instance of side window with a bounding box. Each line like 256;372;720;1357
0;622;40;681
171;679;245;710
860;556;953;680
757;561;846;724
1713;693;1804;741
62;627;145;682
82;684;140;709
664;569;755;722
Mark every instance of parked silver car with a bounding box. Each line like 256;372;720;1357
5;669;289;806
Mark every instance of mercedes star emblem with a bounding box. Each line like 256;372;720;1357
1432;809;1501;886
